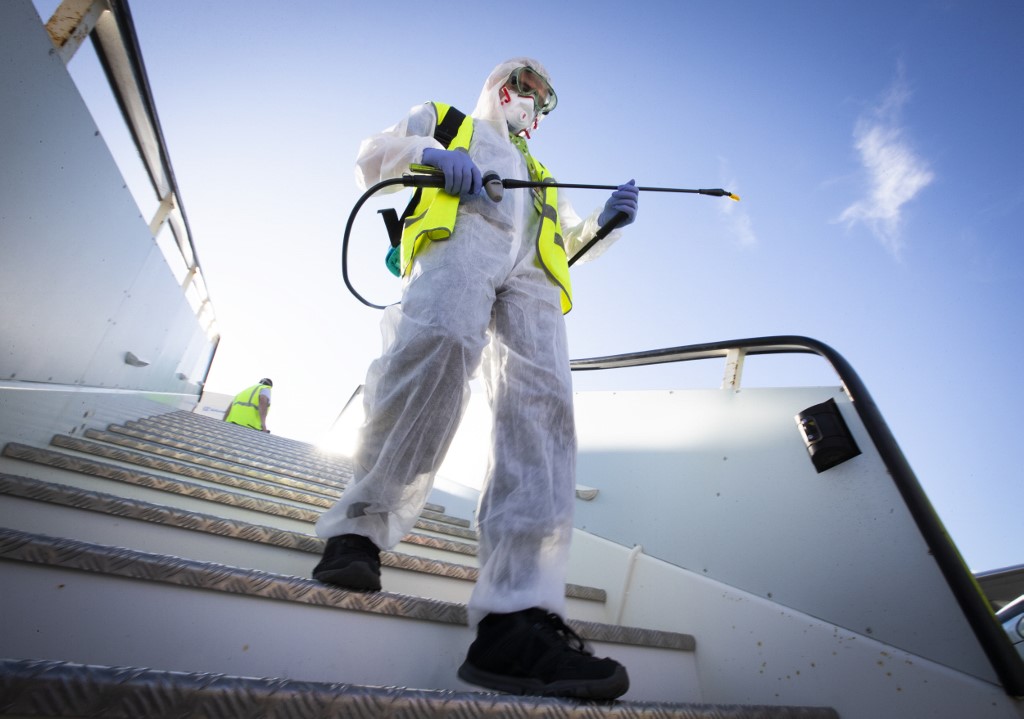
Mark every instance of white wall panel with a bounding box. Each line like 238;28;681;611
571;386;993;682
0;0;214;398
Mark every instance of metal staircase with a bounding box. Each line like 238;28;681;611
0;410;837;718
5;2;1021;715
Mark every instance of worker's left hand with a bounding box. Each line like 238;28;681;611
598;180;639;227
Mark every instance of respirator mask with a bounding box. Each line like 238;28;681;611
498;66;556;138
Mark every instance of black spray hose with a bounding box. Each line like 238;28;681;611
342;170;739;310
341;176;411;310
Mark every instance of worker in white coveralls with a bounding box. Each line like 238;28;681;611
313;57;639;700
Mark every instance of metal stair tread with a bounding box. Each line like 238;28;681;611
99;426;456;520
117;419;352;487
123;415;468;524
141;412;350;472
0;527;689;651
2;442;478;542
81;428;346;501
86;429;469;529
0;472;602;601
103;424;350;487
0;658;839;719
122;421;353;483
47;434;339;509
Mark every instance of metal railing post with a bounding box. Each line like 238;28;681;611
46;0;109;65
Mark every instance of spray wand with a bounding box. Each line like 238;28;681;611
342;169;740;309
480;172;739;204
477;171;739;267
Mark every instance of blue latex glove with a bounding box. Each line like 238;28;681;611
421;147;482;196
598;180;639;227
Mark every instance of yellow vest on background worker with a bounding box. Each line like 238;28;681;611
224;379;272;430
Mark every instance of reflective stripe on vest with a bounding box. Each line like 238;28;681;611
528;160;571;314
401;102;573;314
225;383;269;430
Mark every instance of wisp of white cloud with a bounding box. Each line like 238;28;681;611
838;68;934;257
725;202;756;248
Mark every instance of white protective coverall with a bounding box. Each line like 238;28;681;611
315;58;623;625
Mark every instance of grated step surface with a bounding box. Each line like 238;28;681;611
0;472;601;602
141;412;351;472
1;527;696;698
86;427;348;496
119;419;353;485
0;528;670;649
0;658;840;719
1;443;475;541
51;434;342;510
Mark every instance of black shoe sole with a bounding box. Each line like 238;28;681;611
313;563;382;592
457;661;629;700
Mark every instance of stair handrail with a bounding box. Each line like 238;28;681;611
570;334;1024;697
43;0;217;340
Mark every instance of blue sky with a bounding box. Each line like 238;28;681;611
38;1;1023;573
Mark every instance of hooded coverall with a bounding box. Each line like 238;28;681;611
315;58;623;626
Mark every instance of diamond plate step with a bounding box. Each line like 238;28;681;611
0;658;839;719
121;418;353;485
141;412;350;474
77;430;344;504
2;442;476;543
0;528;698;701
0;472;604;609
90;426;348;495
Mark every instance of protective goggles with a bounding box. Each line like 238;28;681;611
507;66;557;115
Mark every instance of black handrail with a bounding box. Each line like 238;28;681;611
570;335;1024;697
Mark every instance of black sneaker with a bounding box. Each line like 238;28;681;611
312;534;381;591
457;607;629;700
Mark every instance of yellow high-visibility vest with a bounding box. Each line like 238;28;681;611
224;383;271;430
400;102;572;314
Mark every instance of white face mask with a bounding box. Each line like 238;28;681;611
499;86;540;137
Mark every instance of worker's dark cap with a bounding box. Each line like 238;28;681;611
259;378;273;387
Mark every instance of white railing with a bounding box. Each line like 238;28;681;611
42;0;217;340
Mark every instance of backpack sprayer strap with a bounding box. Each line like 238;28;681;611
381;105;470;276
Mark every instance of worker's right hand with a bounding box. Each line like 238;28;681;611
599;180;639;228
421;148;482;196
